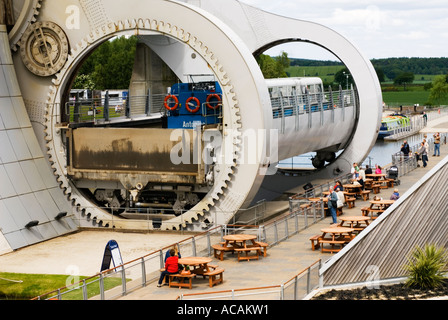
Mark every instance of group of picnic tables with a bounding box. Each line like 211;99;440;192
309;173;396;254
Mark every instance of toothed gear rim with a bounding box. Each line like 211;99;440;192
8;0;43;50
44;19;241;230
19;21;69;76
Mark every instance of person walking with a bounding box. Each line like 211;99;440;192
433;133;441;156
416;142;428;167
327;187;338;224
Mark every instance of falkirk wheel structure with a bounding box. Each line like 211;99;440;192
0;0;381;251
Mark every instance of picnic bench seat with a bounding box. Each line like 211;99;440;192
361;207;369;216
345;197;356;208
254;241;268;257
386;178;394;188
234;247;261;261
361;190;371;201
309;235;322;250
211;244;234;261
168;272;195;289
319;239;347;253
203;267;225;287
372;184;381;194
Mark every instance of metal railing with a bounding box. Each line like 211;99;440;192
65;92;166;124
271;86;356;119
32;201;326;300
177;259;321;300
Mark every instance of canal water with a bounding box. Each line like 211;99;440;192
277;132;430;170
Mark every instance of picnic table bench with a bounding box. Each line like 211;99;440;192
211;244;234;261
234;246;262;261
344;192;356;208
204;267;225;287
169;272;195;289
319;227;355;253
221;234;266;262
361;190;371;201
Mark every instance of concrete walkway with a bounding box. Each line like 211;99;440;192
0;117;446;300
120;139;447;300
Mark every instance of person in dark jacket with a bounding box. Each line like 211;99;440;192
327;187;338;224
157;249;179;287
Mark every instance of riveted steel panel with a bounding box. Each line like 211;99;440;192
19;160;47;192
0;165;16;198
68;127;205;185
0;97;20;129
35;189;64;221
3;162;31;195
0;200;19;233
3;230;28;250
7;129;32;161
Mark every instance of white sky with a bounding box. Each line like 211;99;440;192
240;0;448;60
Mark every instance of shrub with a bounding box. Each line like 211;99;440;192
404;244;447;290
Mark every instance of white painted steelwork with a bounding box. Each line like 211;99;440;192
1;0;381;238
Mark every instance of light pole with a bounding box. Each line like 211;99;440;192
343;71;350;90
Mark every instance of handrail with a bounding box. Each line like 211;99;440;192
32;199;325;300
31;224;224;300
177;259;322;300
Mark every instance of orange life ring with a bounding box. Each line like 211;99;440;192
206;94;221;110
186;96;200;113
164;95;179;111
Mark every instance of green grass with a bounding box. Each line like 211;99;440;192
0;272;124;300
382;89;431;106
286;65;344;83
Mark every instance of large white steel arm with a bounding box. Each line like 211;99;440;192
186;0;383;178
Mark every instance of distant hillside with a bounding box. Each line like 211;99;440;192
370;57;448;79
290;58;343;67
290;57;448;77
287;57;448;84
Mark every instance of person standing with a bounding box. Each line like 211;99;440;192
416;142;427;167
433;133;441;156
327;187;338;224
401;140;410;158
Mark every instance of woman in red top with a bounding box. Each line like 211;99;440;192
157;249;179;287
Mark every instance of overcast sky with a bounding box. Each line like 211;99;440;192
240;0;448;61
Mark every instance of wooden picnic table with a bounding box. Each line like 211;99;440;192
366;173;387;181
367;199;395;218
343;184;362;196
174;256;224;288
319;227;355;253
222;234;261;261
339;216;370;231
178;257;213;275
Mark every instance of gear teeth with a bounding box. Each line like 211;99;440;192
9;0;43;50
44;18;242;231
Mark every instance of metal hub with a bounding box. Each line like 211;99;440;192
19;21;69;76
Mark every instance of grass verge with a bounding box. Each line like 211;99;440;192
0;272;124;300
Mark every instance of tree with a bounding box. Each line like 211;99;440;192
428;74;448;105
72;74;96;90
394;72;414;91
256;51;289;79
73;36;137;90
334;67;354;89
374;67;385;83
